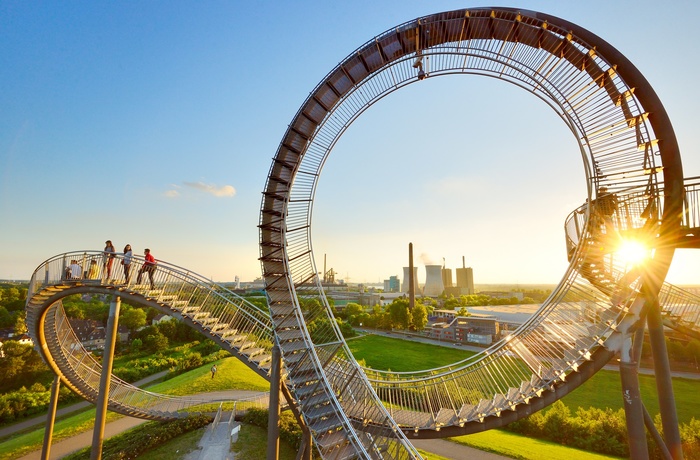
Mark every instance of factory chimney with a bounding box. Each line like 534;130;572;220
408;243;415;310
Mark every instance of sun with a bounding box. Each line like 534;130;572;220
615;239;650;266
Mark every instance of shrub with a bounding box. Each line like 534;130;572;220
242;408;304;451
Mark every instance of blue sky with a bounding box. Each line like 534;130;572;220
2;1;699;285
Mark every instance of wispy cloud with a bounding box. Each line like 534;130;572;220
164;181;236;199
183;181;237;197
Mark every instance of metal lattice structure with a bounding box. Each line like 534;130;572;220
258;7;692;459
25;7;700;460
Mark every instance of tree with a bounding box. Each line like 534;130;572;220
457;307;470;317
388;298;411;330
131;338;143;353
343;302;364;318
343;302;364;325
4;288;19;303
410;303;428;331
156;318;177;339
443;295;460;310
14;312;27;336
0;306;13;328
120;307;147;333
143;331;169;352
0;341;49;392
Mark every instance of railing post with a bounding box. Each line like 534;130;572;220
91;296;121;460
40;376;61;460
266;344;281;460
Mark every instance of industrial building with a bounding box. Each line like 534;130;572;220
428;310;500;345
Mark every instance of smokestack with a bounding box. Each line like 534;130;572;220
462;255;465;269
409;243;415;310
424;265;445;296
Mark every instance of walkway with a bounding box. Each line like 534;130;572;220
0;370;169;440
15;389;262;460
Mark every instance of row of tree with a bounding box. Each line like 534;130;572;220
337;298;429;331
0;284;29;334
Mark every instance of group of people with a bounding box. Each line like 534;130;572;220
64;241;157;289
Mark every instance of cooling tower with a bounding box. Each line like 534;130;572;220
401;267;419;293
423;264;444;296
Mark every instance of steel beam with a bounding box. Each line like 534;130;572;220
91;296;121;460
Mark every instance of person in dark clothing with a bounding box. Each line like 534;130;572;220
136;248;157;289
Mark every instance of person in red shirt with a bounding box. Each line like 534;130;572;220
137;248;157;289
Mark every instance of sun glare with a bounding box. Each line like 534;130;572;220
616;239;650;266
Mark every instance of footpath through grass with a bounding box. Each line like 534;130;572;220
0;357;266;460
147;356;268;395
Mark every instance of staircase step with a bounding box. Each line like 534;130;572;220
310;415;343;434
315;429;348;450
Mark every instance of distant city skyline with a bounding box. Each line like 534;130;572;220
2;1;699;286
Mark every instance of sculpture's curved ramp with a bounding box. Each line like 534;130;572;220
27;251;697;437
26;251;274;421
25;8;696;460
259;7;687;457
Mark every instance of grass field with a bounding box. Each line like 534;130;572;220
347;334;474;371
450;429;623;459
348;334;700;424
147;356;269;395
0;357;266;460
3;333;697;460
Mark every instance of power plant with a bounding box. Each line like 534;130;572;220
455;256;475;295
397;252;474;297
423;264;445;296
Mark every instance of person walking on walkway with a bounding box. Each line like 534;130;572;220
122;244;133;284
136;248;157;289
103;240;116;281
68;260;82;279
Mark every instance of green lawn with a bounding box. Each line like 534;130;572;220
349;334;700;424
0;408;123;460
559;368;700;424
347;334;474;371
0;357;267;460
450;429;623;459
147;356;269;395
136;427;205;460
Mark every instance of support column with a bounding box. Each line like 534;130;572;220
267;344;281;460
647;292;683;459
41;376;61;460
619;332;648;460
91;296;121;460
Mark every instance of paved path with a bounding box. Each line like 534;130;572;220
413;439;510;459
11;385;263;460
0;370;170;441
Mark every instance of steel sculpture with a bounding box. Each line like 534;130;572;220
259;7;696;459
26;7;700;460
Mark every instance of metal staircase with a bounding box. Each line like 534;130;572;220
26;251;275;421
25;8;700;458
